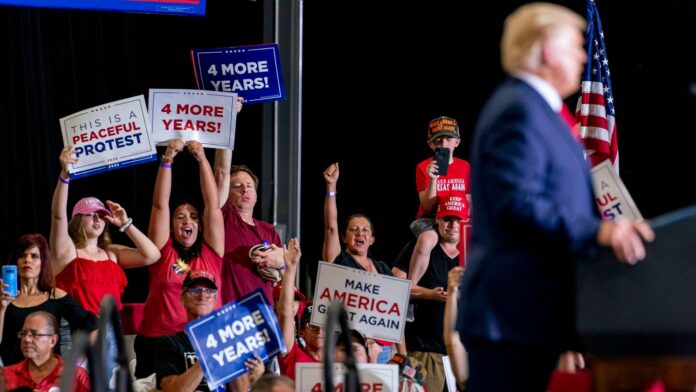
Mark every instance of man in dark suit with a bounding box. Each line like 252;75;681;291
458;3;654;391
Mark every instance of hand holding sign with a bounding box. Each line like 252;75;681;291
163;139;185;162
59;146;79;177
186;140;206;162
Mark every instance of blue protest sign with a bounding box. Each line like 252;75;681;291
185;288;286;389
0;0;206;16
191;43;286;104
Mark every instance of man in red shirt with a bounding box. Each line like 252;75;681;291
213;152;284;307
4;311;89;392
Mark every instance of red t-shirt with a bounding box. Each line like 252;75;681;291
55;256;127;315
4;355;90;392
138;237;223;337
220;202;281;305
415;157;471;219
278;343;320;380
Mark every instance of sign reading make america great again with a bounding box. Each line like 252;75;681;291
59;95;156;179
311;262;411;343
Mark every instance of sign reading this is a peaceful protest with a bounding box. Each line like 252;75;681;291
185;289;285;390
591;159;643;220
191;43;285;104
148;89;238;149
311;262;411;343
295;363;399;392
60;95;156;179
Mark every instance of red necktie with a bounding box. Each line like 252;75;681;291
560;102;581;141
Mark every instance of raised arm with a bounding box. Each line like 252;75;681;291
106;200;160;269
212;97;243;208
148;139;183;248
213;148;232;208
444;267;468;390
322;163;341;262
0;279;13;344
188;141;224;256
277;238;301;352
50;146;78;274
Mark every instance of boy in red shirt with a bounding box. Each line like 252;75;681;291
409;116;471;285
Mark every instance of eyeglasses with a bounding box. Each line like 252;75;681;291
187;287;217;296
17;330;54;339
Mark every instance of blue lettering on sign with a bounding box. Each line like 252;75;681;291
0;0;206;16
191;44;286;104
185;288;286;389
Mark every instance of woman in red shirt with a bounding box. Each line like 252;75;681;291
134;139;224;378
50;145;161;383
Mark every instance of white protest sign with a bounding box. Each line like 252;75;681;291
591;159;643;220
295;363;399;392
148;89;238;149
60;95;156;179
311;262;411;343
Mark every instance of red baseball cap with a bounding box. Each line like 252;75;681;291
436;195;468;220
272;284;307;302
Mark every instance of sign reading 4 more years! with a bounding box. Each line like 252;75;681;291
59;95;156;179
191;43;285;104
311;262;411;343
148;89;238;149
185;288;286;390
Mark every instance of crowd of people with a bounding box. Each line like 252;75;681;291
0;3;656;392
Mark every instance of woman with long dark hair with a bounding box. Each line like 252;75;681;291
0;233;96;365
134;139;224;378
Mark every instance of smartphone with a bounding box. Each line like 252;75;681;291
2;265;17;298
434;147;450;176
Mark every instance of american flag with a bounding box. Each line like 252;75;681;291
577;0;619;172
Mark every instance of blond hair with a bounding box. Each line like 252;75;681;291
501;2;586;73
68;215;112;250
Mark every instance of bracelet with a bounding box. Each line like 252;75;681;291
279;262;286;270
160;162;172;168
119;218;133;233
58;176;70;185
326;191;337;197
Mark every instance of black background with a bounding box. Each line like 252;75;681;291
0;0;693;301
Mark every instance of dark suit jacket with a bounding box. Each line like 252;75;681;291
458;77;600;348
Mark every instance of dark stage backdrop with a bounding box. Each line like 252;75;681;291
1;0;694;302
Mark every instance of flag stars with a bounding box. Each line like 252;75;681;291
600;31;605;39
594;52;600;60
602;58;609;65
593;67;598;74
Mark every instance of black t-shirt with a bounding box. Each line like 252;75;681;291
333;251;393;276
392;240;416;274
405;243;457;354
155;331;221;392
